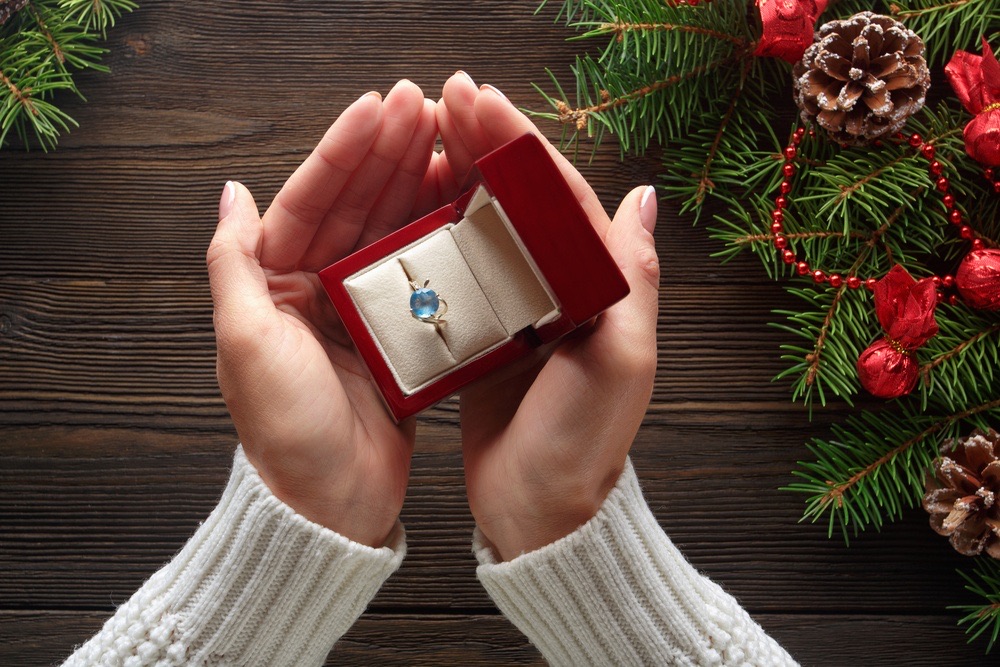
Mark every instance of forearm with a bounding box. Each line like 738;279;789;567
64;446;404;667
474;459;797;667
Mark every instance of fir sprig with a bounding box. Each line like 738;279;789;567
60;0;138;37
0;0;135;150
954;559;1000;653
785;393;1000;540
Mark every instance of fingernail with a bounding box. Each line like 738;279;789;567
456;70;475;86
360;90;382;102
480;84;509;103
219;181;236;221
639;185;657;234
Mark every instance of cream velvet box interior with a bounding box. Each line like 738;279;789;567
343;186;559;395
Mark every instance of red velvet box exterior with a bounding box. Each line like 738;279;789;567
318;133;629;421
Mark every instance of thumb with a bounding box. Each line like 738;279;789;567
599;185;660;351
206;181;273;340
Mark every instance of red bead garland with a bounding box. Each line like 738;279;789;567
767;127;994;301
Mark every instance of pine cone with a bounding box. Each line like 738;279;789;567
923;429;1000;558
0;0;28;26
792;12;930;144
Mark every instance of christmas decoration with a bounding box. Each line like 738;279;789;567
536;0;1000;652
856;265;938;399
956;249;1000;311
924;429;1000;558
753;0;828;63
946;38;1000;167
0;0;137;150
792;12;930;144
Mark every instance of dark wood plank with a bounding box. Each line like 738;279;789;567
0;611;988;666
0;276;833;429
0;422;984;614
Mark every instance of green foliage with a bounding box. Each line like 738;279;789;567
954;559;1000;653
0;0;135;150
785;390;1000;540
538;0;1000;652
60;0;138;37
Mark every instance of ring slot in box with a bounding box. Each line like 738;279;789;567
320;133;630;421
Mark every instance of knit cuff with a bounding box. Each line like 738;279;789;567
65;446;404;667
474;459;797;667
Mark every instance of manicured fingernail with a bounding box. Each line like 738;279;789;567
219;181;236;221
480;84;509;103
456;70;475;86
639;185;657;234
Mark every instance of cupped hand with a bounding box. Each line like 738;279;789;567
206;80;439;547
437;73;661;561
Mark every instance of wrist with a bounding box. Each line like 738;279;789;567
476;463;623;561
245;447;403;548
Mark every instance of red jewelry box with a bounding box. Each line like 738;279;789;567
318;133;629;421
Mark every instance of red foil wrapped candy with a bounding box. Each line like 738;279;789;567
753;0;829;64
856;265;939;399
945;38;1000;166
956;249;1000;311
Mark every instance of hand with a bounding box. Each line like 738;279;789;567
437;73;661;561
206;81;439;547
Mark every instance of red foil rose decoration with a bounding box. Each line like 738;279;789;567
857;265;939;399
945;38;1000;166
956;249;1000;311
753;0;829;64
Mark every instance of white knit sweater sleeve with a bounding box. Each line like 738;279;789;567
473;459;798;667
63;446;405;667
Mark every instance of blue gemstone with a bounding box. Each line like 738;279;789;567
410;288;439;318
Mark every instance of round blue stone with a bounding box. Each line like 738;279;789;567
410;288;439;319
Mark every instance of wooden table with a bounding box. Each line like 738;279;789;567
0;2;988;664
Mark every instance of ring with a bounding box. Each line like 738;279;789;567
409;279;448;326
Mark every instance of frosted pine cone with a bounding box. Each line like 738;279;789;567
793;12;930;144
923;429;1000;558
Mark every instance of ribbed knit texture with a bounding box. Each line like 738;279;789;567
474;459;798;667
63;446;405;667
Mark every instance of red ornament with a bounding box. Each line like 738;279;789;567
945;38;1000;166
856;265;939;399
753;0;829;64
956;249;1000;310
857;339;921;399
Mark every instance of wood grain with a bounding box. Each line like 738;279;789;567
0;0;989;663
0;611;985;667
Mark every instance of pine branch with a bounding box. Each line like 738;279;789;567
0;0;133;150
59;0;138;37
787;396;1000;539
596;19;751;49
953;559;1000;653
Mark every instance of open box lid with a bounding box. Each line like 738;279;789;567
456;133;629;340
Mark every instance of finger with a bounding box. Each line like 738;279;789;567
207;182;274;341
440;70;493;170
353;97;438;251
436;94;476;191
473;84;612;239
588;185;660;376
261;92;384;271
409;150;450;218
300;79;426;271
